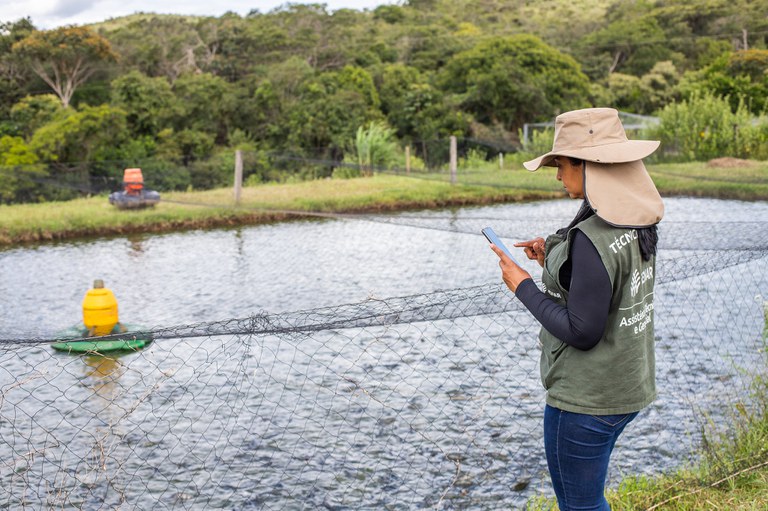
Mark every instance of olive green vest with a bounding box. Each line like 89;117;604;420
539;215;656;415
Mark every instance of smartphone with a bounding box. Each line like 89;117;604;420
482;227;520;265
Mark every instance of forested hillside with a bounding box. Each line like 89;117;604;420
0;0;767;203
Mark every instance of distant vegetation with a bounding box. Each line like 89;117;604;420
0;0;767;204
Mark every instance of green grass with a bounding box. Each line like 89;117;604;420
0;171;561;245
0;160;766;246
527;304;768;511
647;161;768;200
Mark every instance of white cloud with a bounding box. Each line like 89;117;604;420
2;0;396;29
50;0;100;18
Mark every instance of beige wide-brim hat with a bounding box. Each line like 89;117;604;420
524;108;664;227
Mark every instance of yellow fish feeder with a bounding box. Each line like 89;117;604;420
51;280;151;354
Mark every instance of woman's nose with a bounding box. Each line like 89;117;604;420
556;169;562;181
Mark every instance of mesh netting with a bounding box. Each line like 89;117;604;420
1;210;767;510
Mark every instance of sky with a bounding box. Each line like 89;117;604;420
2;0;398;29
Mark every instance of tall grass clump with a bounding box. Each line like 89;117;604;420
646;91;768;162
459;148;495;171
513;127;554;165
338;121;399;178
609;301;768;510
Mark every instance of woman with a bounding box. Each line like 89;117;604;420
489;108;664;511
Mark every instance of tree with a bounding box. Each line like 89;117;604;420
440;35;590;130
12;26;118;108
0;135;46;204
372;5;406;24
335;65;380;110
155;128;215;167
111;70;176;137
679;50;768;114
204;14;284;80
29;104;129;165
576;16;678;78
397;82;467;143
229;57;314;148
602;61;681;114
286;69;381;166
10;94;64;138
638;61;681;113
171;72;237;144
104;15;210;81
398;24;467;72
0;18;36;124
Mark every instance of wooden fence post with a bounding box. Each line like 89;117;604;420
449;136;457;185
234;149;243;204
405;145;411;174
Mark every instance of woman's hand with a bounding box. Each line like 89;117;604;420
490;244;531;293
514;237;546;268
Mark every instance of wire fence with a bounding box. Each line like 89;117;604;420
1;212;767;510
3;134;767;210
0;136;525;204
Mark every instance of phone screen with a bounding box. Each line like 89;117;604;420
482;227;520;265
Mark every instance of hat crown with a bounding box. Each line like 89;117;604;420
552;108;628;153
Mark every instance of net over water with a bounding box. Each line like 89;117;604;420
0;198;766;510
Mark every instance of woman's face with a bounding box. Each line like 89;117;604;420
554;156;585;199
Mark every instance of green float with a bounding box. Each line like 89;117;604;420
51;279;152;354
51;322;151;354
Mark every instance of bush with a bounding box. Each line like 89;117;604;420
513;127;554;165
332;161;363;179
459;148;493;170
0;135;48;204
141;160;191;191
188;155;232;190
645;92;768;161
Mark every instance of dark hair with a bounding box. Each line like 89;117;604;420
558;158;658;261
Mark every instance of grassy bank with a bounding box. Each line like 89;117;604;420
1;160;766;247
528;304;768;510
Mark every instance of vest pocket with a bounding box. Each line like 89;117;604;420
551;340;567;356
542;339;568;390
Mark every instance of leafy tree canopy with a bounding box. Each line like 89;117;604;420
678;49;768;114
171;72;237;143
440;35;590;129
111;70;177;137
11;26;118;107
29;104;128;164
0;135;46;204
10;93;63;138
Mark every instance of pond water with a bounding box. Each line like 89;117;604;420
2;197;766;336
0;197;766;509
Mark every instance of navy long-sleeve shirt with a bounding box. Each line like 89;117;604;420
514;230;612;350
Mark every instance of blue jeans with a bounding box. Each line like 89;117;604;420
543;405;638;511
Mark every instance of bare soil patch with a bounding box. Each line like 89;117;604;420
706;157;757;168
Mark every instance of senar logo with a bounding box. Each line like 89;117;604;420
630;266;654;297
630;269;641;297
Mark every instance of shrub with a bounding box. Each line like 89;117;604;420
188;154;232;190
332;162;362;179
645;92;768;161
0;135;47;203
348;121;399;177
514;127;554;165
459;148;492;170
142;160;191;191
